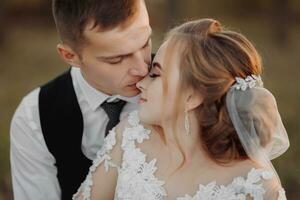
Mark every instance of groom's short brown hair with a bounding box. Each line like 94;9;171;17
52;0;138;50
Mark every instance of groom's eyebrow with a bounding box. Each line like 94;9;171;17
99;29;153;60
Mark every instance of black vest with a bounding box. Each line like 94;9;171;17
38;54;155;199
39;70;92;199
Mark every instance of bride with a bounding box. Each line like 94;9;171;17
73;18;289;200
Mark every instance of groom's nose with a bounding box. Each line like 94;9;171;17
136;77;146;91
129;52;149;77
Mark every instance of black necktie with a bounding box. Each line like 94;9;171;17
101;99;126;137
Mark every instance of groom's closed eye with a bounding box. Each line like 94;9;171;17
100;54;129;65
106;57;124;64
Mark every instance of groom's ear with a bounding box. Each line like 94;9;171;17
186;90;203;111
57;43;82;68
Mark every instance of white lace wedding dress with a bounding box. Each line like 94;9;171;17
73;111;287;200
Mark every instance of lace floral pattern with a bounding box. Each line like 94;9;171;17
278;188;287;200
72;128;119;200
115;111;167;199
177;169;284;200
73;111;286;200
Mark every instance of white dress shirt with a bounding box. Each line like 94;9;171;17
10;67;139;200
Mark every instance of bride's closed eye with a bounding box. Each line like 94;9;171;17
148;68;160;79
148;73;160;78
148;62;162;79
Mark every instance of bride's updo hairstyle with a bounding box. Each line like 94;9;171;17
164;18;266;164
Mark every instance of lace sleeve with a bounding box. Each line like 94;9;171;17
73;127;123;200
263;187;287;200
260;171;287;200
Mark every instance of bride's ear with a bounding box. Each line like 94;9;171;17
186;90;203;111
57;43;82;68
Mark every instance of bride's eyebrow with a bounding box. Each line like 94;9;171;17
152;62;163;71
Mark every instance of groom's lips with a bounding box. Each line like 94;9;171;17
128;83;137;87
127;83;138;89
127;80;141;88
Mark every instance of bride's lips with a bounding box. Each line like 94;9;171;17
139;97;147;104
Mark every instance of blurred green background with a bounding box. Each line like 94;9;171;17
0;0;299;199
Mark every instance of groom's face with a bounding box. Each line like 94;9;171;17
75;0;152;97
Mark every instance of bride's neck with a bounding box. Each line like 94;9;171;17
161;112;211;165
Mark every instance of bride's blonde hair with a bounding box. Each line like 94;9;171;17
162;18;264;165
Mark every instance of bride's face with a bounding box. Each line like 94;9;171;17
136;41;181;125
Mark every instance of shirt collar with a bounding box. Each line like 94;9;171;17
73;67;139;111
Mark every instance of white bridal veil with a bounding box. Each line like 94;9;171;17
226;75;290;182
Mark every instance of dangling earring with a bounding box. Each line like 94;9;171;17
185;110;190;135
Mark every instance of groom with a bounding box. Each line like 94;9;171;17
10;0;152;199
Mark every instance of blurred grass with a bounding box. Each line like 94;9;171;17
0;17;299;199
0;24;65;200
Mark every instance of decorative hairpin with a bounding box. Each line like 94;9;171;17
232;74;263;91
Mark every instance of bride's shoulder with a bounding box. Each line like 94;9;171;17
229;160;276;182
228;160;285;199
